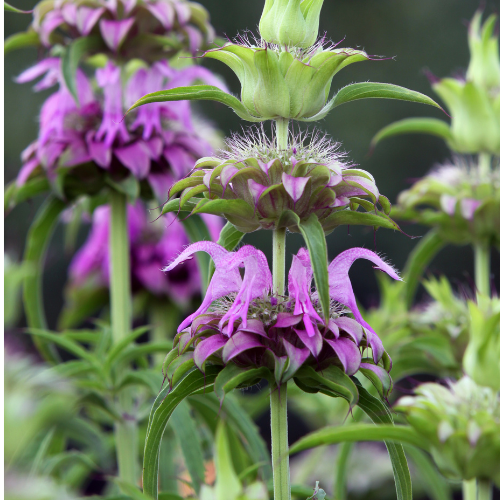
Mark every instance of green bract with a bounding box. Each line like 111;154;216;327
397;377;500;486
372;11;500;155
393;157;500;247
463;297;500;392
203;40;369;121
259;0;324;48
162;129;398;233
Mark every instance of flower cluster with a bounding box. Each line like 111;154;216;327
395;156;500;246
17;58;225;201
397;377;500;485
163;242;400;388
164;128;392;233
68;201;222;304
29;0;215;59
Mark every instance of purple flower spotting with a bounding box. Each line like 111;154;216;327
31;0;215;57
164;242;401;385
17;59;226;200
69;201;222;303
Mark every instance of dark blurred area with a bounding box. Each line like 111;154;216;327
5;0;500;330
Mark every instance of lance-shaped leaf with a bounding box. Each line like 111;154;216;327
402;229;445;309
4;30;40;54
23;197;66;363
4;1;31;12
321;209;402;234
371;118;453;151
289;423;422;454
128;85;262;122
143;366;221;499
279;211;330;321
303;82;443;122
355;382;413;500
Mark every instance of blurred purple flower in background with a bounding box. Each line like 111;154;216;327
164;242;400;385
16;58;226;200
69;201;222;303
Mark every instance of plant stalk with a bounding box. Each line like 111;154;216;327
150;299;179;367
477;480;492;500
474;242;490;299
463;479;477;500
109;190;139;484
270;383;290;500
270;117;291;500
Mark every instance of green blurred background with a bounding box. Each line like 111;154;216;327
4;0;500;329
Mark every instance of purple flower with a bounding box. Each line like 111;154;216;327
69;201;223;304
31;0;215;57
164;242;401;385
17;59;226;201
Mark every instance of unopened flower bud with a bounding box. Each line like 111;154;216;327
259;0;324;48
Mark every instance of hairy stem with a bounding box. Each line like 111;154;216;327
474;242;490;298
270;383;290;500
276;118;289;150
109;190;138;483
463;479;477;500
477;480;492;500
273;228;287;295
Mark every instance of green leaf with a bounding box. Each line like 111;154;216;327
214;421;243;500
192;198;255;219
332;83;443;111
180;214;212;292
335;441;353;500
112;479;151;500
322;209;402;233
356;382;413;500
4;30;40;53
214;364;271;403
104;325;151;373
114;341;173;366
143;366;220;499
402;229;445;309
296;213;330;321
117;370;163;394
189;393;272;482
207;221;245;282
62;36;103;104
128;85;261;122
404;446;451;500
170;402;206;495
106;175;140;202
294;366;359;407
59;284;109;329
23;197;66;363
5;177;50;212
371;118;452;150
4;1;31;12
289;423;421;454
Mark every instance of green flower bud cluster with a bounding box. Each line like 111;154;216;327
372;11;500;155
259;0;324;49
203;39;369;121
394;157;500;247
161;129;397;234
397;377;500;485
463;296;500;392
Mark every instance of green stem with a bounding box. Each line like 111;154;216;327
109;190;138;484
474;243;490;298
478;153;491;178
149;299;179;367
477;480;492;500
276;118;289;150
270;383;290;500
271;117;290;500
463;479;477;500
273;228;287;295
